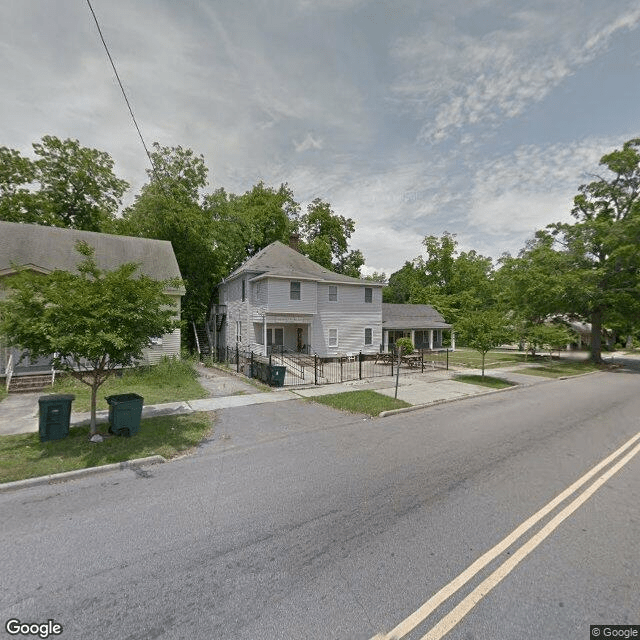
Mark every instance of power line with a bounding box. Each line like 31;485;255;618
85;0;161;184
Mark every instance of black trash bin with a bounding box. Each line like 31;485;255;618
105;393;144;437
269;365;286;387
38;394;75;442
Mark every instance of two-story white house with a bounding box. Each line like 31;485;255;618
215;241;385;358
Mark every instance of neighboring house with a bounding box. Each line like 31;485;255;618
214;241;385;358
0;221;185;377
382;303;453;351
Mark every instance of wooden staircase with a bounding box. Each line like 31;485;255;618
192;322;212;359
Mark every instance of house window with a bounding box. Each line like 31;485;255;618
364;328;372;345
242;279;246;302
364;287;372;303
290;281;301;300
328;328;338;348
328;285;338;302
236;321;242;343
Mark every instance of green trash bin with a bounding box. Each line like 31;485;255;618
269;365;286;387
38;394;75;442
105;393;144;437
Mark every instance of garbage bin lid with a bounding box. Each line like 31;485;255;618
38;394;76;403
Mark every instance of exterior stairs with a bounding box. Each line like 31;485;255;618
7;373;54;394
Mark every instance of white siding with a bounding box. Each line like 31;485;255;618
313;283;382;357
265;278;317;314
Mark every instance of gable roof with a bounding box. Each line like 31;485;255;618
0;221;184;293
382;303;452;329
223;241;383;286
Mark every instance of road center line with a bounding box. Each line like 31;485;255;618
373;431;640;640
420;439;640;639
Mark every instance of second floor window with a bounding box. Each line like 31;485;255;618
290;281;301;300
328;285;338;302
242;279;246;301
364;287;372;303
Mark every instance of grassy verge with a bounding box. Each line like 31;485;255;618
0;412;214;484
447;348;531;369
454;374;515;389
512;361;602;378
45;357;210;412
309;390;411;416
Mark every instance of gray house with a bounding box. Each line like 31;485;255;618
382;303;453;351
214;241;385;358
0;221;185;377
212;241;454;359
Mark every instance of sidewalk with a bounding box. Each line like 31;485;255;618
0;365;549;437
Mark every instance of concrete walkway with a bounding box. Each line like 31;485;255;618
0;364;553;436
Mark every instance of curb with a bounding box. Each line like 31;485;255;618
0;455;166;494
378;385;514;417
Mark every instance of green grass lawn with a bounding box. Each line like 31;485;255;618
309;390;411;416
453;374;516;389
447;348;533;369
512;361;602;378
0;412;214;484
45;357;210;412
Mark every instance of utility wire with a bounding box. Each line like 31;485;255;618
85;0;162;186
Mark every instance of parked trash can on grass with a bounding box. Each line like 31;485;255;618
38;394;75;442
105;393;144;437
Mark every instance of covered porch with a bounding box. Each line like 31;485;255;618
252;313;314;356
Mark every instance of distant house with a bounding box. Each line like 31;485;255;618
212;241;454;359
0;221;185;377
382;303;453;351
214;241;385;358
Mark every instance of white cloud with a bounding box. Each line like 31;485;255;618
390;2;640;143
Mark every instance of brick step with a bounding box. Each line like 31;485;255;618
7;374;54;394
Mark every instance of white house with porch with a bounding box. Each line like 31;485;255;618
214;241;384;358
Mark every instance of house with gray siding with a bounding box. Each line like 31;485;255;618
215;241;384;358
0;221;185;377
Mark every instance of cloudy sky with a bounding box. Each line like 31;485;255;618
2;1;639;275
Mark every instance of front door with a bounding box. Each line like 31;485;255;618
296;327;304;352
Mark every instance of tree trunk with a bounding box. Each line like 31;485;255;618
590;308;603;363
90;384;98;436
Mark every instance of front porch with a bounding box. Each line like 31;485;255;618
383;328;455;352
252;314;313;356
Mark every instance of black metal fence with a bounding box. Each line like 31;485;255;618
214;346;449;387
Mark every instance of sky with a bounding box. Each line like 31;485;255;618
1;0;639;276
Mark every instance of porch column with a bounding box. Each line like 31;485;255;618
451;330;456;351
263;316;268;357
411;330;415;347
429;329;434;350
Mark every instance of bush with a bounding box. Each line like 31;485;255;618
395;337;414;354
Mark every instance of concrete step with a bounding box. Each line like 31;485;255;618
8;374;53;394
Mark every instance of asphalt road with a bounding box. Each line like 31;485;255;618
1;364;639;640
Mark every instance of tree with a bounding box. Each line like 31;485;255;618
120;143;223;327
0;242;179;437
455;309;513;378
298;198;365;277
523;322;574;360
0;136;129;231
547;138;640;362
385;233;495;322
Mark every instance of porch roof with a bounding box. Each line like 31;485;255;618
382;303;452;330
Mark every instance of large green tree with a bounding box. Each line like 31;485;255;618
0;242;179;436
297;198;364;277
119;143;223;326
385;233;495;322
0;136;129;231
547;138;640;362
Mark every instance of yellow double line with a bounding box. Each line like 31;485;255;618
372;431;640;640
